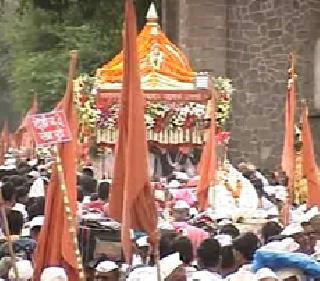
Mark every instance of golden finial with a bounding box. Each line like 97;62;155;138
288;52;297;80
146;2;158;25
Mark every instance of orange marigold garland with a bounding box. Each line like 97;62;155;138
96;24;194;84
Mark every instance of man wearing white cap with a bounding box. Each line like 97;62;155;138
255;268;279;281
29;216;44;241
132;236;151;267
172;200;190;222
95;261;119;281
40;267;67;281
281;224;311;254
127;253;185;281
173;172;190;182
171;200;209;257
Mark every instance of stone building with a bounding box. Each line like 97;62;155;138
161;0;320;169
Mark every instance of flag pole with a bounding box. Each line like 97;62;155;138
282;52;297;225
53;144;85;280
0;188;19;280
155;230;161;281
289;52;297;206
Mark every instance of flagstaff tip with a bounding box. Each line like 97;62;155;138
147;2;158;23
70;50;78;56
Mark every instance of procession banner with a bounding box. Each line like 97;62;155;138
29;111;72;146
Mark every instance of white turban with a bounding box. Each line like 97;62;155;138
40;267;67;281
96;261;118;273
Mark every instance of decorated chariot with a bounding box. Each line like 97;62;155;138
74;4;234;179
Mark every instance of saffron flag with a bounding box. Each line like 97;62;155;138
301;102;320;208
197;93;217;210
15;95;38;149
2;120;9;152
281;69;296;225
108;0;157;263
0;121;9;165
33;51;79;281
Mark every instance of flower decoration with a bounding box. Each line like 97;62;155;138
145;101;206;130
74;74;99;143
74;73;235;145
213;76;234;94
94;101;207;132
216;131;230;145
191;214;215;233
96;104;120;129
213;76;234;128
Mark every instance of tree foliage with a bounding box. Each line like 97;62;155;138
1;0;161;114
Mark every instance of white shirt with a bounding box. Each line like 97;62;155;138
255;171;269;187
225;264;255;281
29;178;44;198
12;203;28;220
191;270;222;281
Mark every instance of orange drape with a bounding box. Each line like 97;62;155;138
33;52;79;281
301;103;320;208
281;78;296;225
108;0;157;263
197;93;217;210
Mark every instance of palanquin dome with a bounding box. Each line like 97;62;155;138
96;3;196;91
75;3;227;149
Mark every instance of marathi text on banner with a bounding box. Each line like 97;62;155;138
29;111;72;146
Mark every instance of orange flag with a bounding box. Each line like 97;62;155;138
19;95;38;131
301;102;320;208
197;93;217;210
33;52;79;281
2;120;9;152
0;121;9;165
15;95;38;149
281;61;296;225
108;0;157;263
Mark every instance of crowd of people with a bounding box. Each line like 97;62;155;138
0;149;320;280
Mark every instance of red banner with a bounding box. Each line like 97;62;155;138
29;111;72;146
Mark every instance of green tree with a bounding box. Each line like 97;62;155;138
2;0;161;113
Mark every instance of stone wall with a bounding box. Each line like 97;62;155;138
225;0;320;168
162;0;320;169
162;0;227;76
161;0;180;45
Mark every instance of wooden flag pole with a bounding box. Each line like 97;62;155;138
53;145;85;280
282;52;298;225
0;188;18;280
102;148;107;179
290;52;297;206
154;230;161;281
